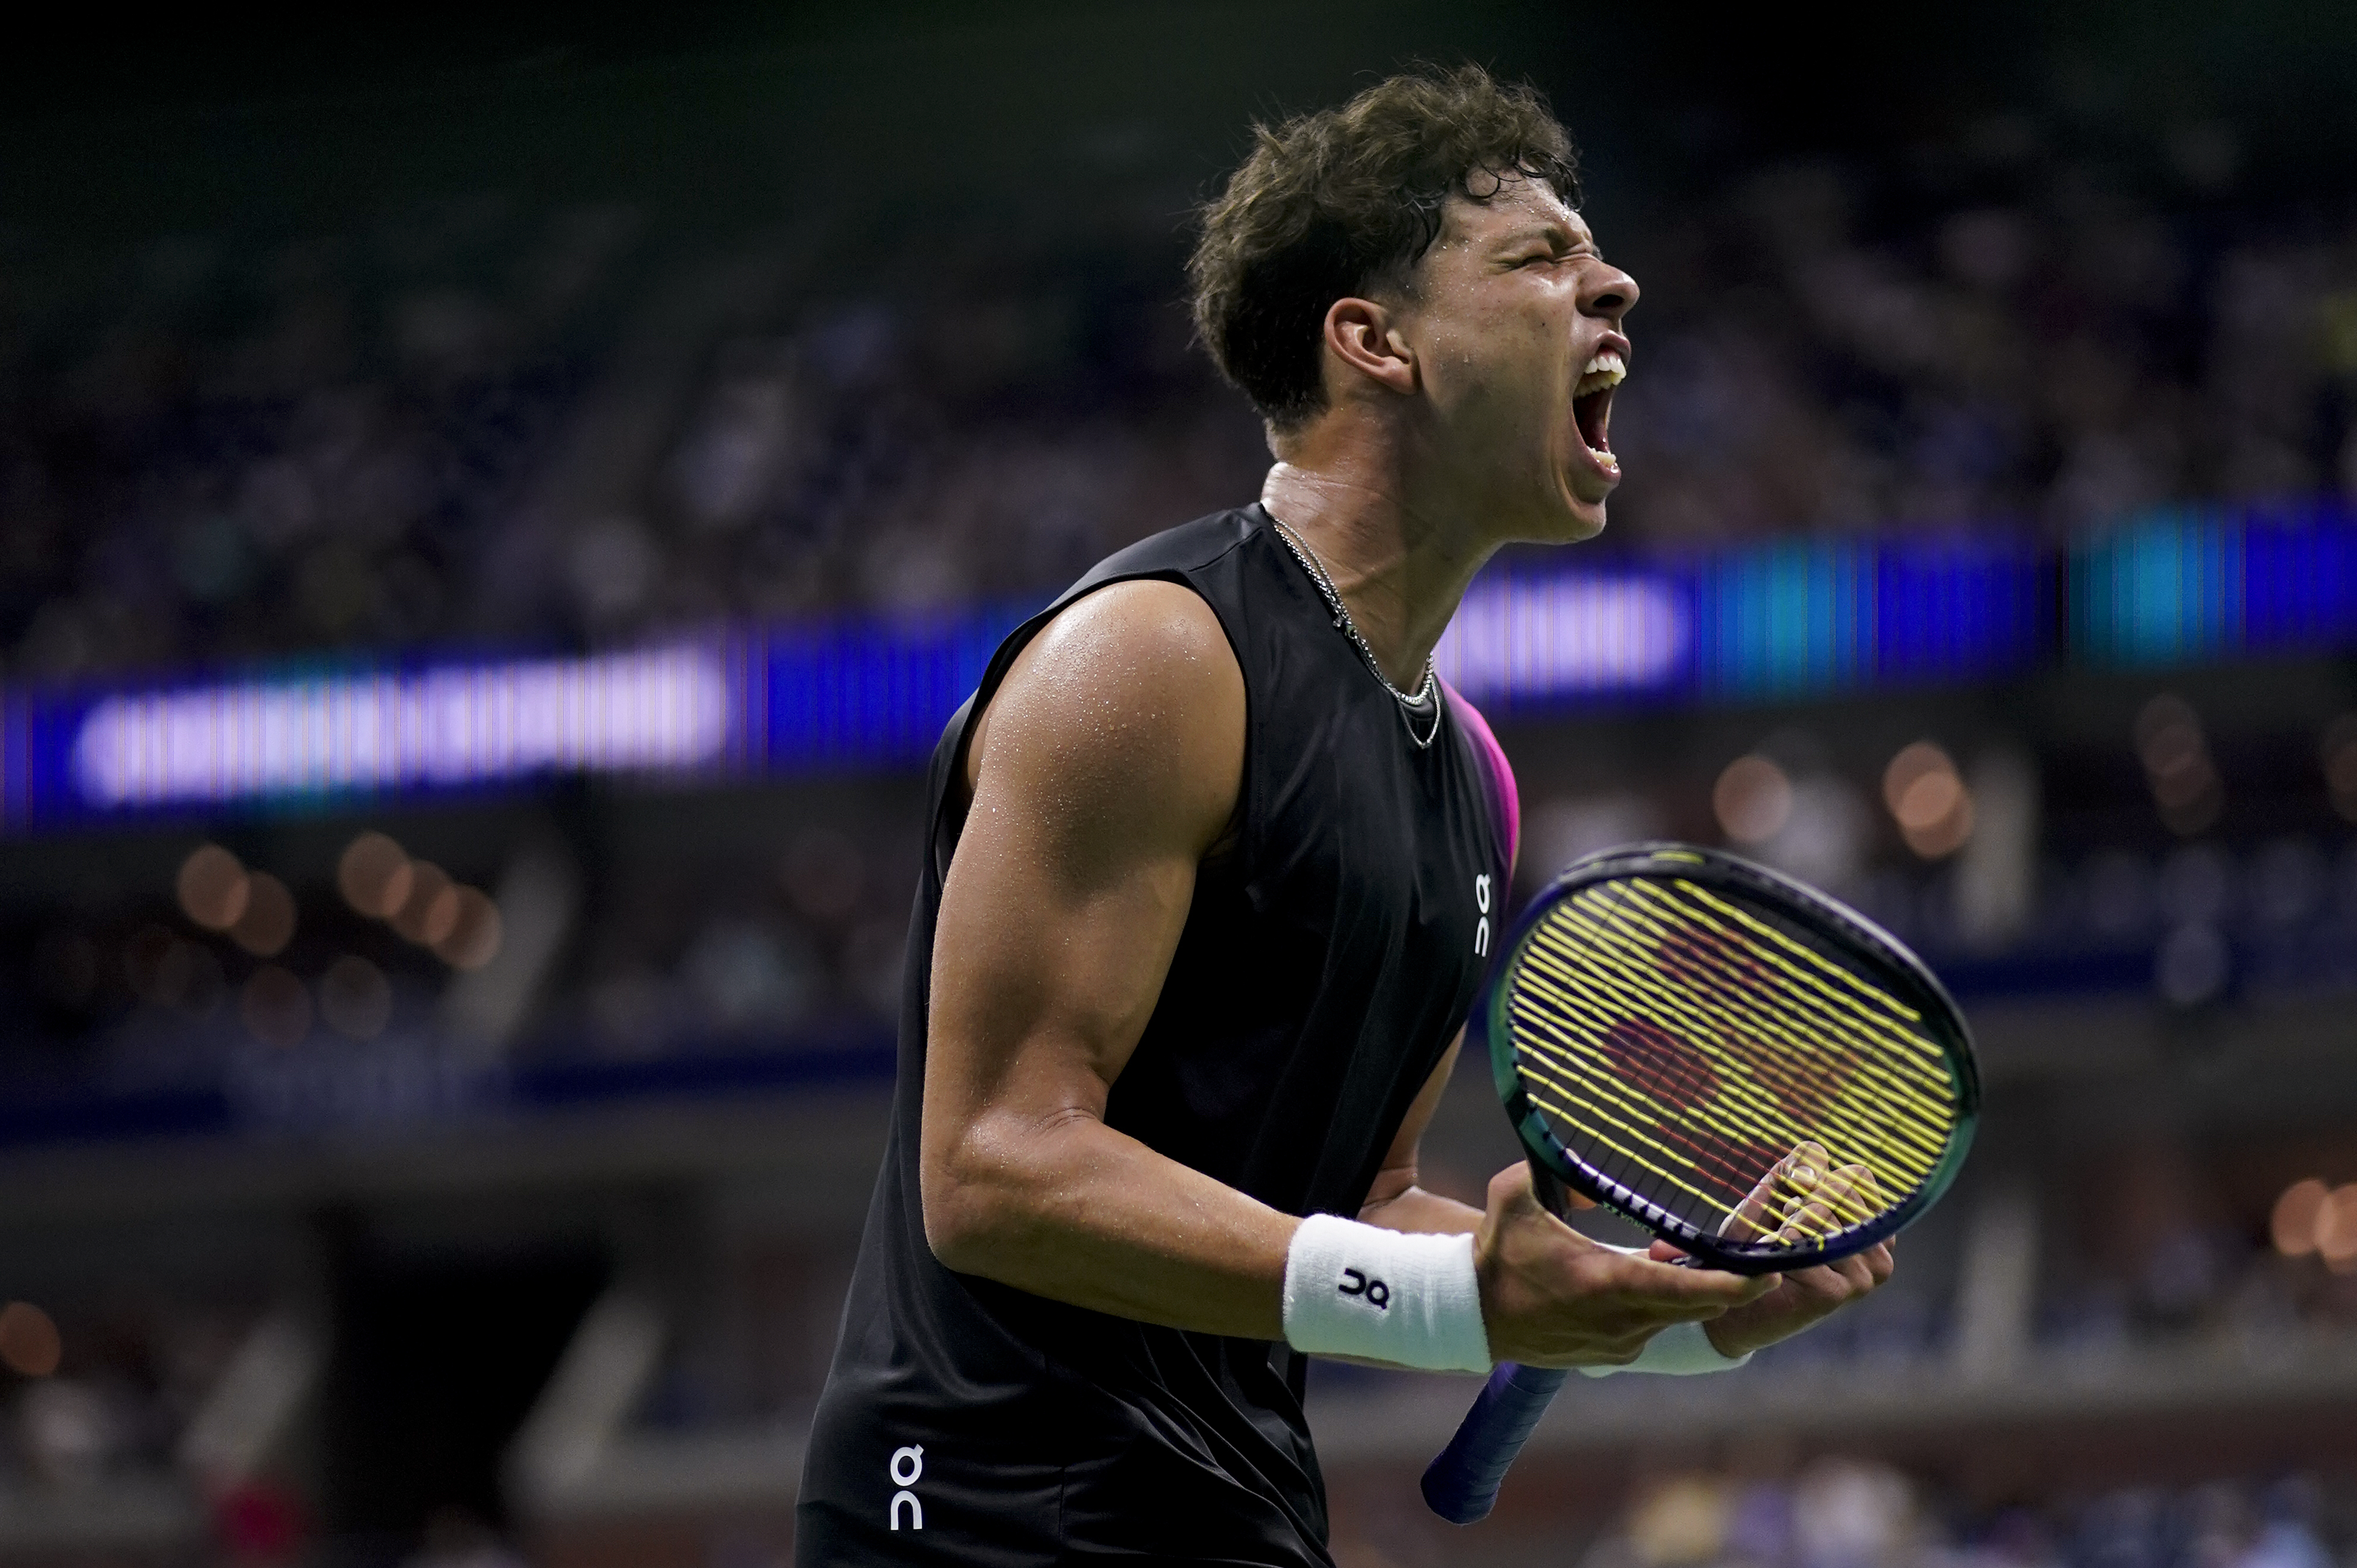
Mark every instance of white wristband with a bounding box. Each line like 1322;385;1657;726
1281;1214;1491;1374
1577;1318;1751;1377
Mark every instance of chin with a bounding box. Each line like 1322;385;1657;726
1503;511;1606;549
1528;488;1610;545
1563;501;1609;542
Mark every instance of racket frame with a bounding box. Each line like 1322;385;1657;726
1475;843;1979;1275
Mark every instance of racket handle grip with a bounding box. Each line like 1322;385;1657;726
1419;1361;1570;1524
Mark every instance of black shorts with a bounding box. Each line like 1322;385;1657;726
793;1361;1329;1567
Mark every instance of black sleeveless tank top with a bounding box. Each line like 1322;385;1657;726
797;506;1519;1566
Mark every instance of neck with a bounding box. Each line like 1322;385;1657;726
1257;420;1496;692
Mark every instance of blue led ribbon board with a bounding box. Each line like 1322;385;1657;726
1439;531;2047;715
8;500;2354;830
3;643;758;830
2072;499;2357;666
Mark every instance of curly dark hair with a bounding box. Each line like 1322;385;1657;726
1188;64;1582;434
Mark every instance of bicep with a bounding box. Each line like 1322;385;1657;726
924;583;1245;1153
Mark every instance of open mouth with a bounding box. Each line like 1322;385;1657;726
1573;349;1625;468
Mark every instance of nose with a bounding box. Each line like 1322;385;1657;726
1579;258;1639;321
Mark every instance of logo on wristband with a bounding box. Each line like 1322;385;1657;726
1338;1268;1391;1309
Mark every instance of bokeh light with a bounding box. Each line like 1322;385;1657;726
123;925;223;1013
1713;755;1792;846
2135;695;2222;837
2272;1177;2328;1255
432;889;504;972
318;956;393;1040
230;872;298;958
176;844;250;932
338;831;415;919
239;965;312;1049
0;1302;61;1378
392;863;453;945
1882;742;1975;859
417;883;462;948
2319;1184;2357;1272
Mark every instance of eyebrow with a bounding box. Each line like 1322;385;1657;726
1496;222;1598;257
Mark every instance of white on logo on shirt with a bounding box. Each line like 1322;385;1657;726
889;1445;924;1530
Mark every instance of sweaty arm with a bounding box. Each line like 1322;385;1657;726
920;580;1292;1339
919;579;1773;1362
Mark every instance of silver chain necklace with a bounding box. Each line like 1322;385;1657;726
1265;512;1442;750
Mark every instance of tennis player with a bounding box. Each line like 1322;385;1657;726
797;65;1894;1565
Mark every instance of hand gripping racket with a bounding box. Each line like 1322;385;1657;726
1421;843;1978;1524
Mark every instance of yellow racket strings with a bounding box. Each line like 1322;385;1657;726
1511;1035;1737;1224
1592;883;1957;1153
1510;949;1892;1229
1523;912;1933;1174
1517;879;1950;1236
1512;942;1883;1236
1514;900;1927;1239
1586;877;1959;1149
1663;880;1953;1099
1520;906;1944;1193
1507;877;1960;1239
1512;997;1881;1241
1507;994;1770;1216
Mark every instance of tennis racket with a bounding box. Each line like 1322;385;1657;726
1420;843;1978;1524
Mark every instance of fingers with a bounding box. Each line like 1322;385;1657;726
1784;1140;1832;1185
1771;1160;1886;1243
1724;1144;1825;1242
1608;1251;1778;1310
1827;1256;1875;1296
1724;1158;1785;1242
1782;1240;1892;1306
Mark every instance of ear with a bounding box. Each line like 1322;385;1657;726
1320;296;1417;400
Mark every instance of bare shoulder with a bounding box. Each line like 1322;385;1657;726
964;580;1244;854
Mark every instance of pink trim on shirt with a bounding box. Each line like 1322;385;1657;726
1441;680;1519;879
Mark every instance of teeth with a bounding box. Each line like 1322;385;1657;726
1574;350;1626;397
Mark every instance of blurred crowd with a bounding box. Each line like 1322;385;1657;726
0;193;1257;683
1605;152;2357;551
7;114;2357;683
2041;1145;2357;1355
0;793;925;1104
1;199;638;681
1573;1460;2342;1568
18;730;2357;1107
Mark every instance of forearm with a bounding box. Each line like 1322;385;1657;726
925;1110;1294;1339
